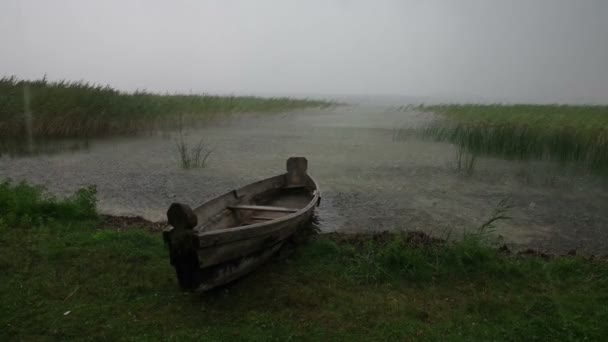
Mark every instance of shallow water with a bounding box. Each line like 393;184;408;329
1;106;607;252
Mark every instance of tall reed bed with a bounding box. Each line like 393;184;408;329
0;76;331;139
421;104;608;170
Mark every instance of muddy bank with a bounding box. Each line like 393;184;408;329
1;106;607;253
98;214;167;232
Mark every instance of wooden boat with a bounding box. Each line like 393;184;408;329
163;157;320;291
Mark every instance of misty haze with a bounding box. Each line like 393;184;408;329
1;1;607;340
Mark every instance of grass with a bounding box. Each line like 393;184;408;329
420;104;608;171
0;76;331;140
1;182;607;341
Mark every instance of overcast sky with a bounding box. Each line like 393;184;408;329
1;0;607;103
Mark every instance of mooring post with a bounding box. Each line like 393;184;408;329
165;203;200;291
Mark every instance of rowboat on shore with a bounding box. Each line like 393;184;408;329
163;157;320;291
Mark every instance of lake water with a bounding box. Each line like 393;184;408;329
1;105;607;253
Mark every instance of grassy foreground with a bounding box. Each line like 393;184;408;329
0;77;330;139
1;182;607;341
421;104;608;170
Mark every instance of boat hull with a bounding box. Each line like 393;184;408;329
164;157;319;291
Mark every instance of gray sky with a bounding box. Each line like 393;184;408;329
1;0;607;103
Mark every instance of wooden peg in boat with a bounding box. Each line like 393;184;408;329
167;203;198;230
286;157;308;186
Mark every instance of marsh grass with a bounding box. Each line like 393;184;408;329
2;182;607;340
0;76;331;140
454;145;478;175
175;136;213;169
420;104;608;171
474;197;512;240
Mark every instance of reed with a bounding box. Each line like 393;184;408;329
0;76;331;139
421;104;608;170
175;136;213;169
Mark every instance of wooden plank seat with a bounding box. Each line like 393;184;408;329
250;216;277;220
282;185;307;189
241;216;284;225
227;205;299;213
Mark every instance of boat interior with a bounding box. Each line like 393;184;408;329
188;157;318;232
193;174;317;233
230;186;314;226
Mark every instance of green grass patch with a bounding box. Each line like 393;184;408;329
0;76;331;140
1;182;607;341
0;180;97;228
421;104;608;170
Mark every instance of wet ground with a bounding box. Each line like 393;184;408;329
1;106;607;253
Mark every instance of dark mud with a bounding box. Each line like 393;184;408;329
98;214;167;232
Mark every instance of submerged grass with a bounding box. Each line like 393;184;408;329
420;104;608;170
2;182;607;341
0;76;331;139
